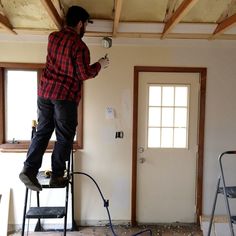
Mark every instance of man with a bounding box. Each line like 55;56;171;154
19;6;109;191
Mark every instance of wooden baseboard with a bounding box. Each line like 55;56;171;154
200;215;229;223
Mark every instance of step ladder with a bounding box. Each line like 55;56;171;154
207;151;236;236
21;123;78;235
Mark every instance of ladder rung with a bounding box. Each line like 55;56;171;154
26;207;66;218
218;186;236;198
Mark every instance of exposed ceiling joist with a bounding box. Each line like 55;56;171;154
113;0;123;37
40;0;63;30
212;13;236;39
1;0;236;41
217;0;236;23
0;13;16;35
164;0;179;22
161;0;199;39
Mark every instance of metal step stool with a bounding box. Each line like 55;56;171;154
21;123;78;235
208;151;236;236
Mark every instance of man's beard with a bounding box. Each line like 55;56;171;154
80;24;85;38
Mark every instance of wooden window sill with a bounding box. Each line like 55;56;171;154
0;142;80;153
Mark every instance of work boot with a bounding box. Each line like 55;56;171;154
49;175;68;188
19;169;42;191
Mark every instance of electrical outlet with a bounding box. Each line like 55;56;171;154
115;131;124;139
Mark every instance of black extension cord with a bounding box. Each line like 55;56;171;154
71;172;152;236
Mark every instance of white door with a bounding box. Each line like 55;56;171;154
137;72;200;223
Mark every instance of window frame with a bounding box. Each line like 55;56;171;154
0;62;83;152
147;84;190;149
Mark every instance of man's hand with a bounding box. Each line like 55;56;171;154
98;55;109;69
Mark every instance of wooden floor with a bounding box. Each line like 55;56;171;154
10;224;203;236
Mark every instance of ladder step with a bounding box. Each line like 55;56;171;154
218;186;236;198
37;171;68;188
26;207;66;219
37;171;50;187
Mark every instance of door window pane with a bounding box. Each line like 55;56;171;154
161;107;174;127
174;108;187;127
174;128;187;148
149;86;161;106
147;84;189;148
175;87;188;106
162;86;174;106
148;107;161;126
161;128;173;148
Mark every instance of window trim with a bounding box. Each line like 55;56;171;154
0;62;83;152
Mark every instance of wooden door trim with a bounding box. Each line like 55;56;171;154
131;66;207;226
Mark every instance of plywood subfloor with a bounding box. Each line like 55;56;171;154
10;224;203;235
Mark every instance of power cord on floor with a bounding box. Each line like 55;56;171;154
72;172;152;236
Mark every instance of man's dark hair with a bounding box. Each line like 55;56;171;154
66;6;91;27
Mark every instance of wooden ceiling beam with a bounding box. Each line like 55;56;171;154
40;0;63;30
164;0;178;22
113;0;123;37
161;0;199;39
0;13;16;35
211;13;236;39
217;0;236;23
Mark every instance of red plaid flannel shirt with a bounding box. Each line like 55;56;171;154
38;27;101;103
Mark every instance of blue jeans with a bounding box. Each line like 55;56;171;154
23;97;78;177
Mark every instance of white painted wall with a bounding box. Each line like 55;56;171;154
0;37;236;230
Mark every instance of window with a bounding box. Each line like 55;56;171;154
5;70;38;141
0;63;83;151
147;84;189;148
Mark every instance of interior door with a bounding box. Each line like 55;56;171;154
136;72;200;223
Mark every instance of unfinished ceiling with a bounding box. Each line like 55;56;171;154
0;0;236;40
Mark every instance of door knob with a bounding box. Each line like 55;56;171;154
139;157;145;164
138;147;144;153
